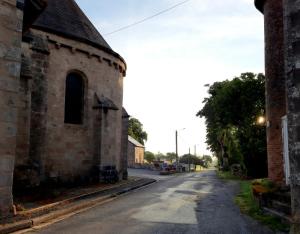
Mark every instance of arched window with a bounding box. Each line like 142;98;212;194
64;72;85;124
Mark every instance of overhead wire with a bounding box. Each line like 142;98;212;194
103;0;192;36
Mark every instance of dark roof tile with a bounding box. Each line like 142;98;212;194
32;0;120;57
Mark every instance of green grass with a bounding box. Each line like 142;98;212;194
235;180;289;232
216;170;240;180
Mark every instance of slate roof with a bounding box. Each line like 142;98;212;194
128;136;145;148
31;0;124;62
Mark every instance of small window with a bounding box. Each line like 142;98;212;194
64;73;84;124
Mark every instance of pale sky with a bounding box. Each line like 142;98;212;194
76;0;264;156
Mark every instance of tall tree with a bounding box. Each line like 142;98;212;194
197;73;267;177
128;117;148;145
179;154;204;165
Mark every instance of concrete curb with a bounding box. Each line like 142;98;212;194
18;179;138;217
0;178;156;234
0;220;33;234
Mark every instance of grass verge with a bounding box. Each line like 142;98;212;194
216;170;240;180
217;170;289;232
235;181;289;232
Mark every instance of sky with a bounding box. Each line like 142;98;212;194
75;0;265;156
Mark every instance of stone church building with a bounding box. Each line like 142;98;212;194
0;0;128;218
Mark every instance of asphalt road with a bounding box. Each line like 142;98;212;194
26;170;274;234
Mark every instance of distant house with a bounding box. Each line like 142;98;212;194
128;136;145;167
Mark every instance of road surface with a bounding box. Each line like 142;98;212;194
25;170;273;234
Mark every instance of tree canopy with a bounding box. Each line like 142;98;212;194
144;151;155;163
202;155;213;168
179;154;204;165
128;117;148;145
197;73;267;177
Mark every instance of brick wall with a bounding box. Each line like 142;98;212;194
283;0;300;231
0;0;23;218
263;0;286;184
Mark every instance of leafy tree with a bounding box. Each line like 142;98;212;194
166;152;177;163
197;73;267;178
202;155;213;168
128;117;148;145
144;151;155;163
155;152;165;161
179;154;204;166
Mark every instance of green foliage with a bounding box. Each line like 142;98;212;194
165;152;177;163
217;170;240;180
128;117;148;145
152;152;176;163
217;171;289;232
235;181;289;232
179;154;204;165
201;155;213;168
144;151;155;163
155;152;165;161
197;72;267;178
252;178;277;190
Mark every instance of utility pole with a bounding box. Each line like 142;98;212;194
175;130;178;171
188;147;191;172
194;145;197;156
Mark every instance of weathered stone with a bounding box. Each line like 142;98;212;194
4;46;22;61
283;1;300;231
0;0;127;220
121;108;129;179
5;61;21;78
0;157;14;173
0;1;22;219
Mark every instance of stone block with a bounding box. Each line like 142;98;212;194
0;156;14;173
0;186;13;217
0;106;18;123
0;121;17;138
6;61;21;77
0;43;7;58
0;90;18;108
0;172;13;187
4;46;22;61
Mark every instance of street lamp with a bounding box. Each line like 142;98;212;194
257;116;266;125
175;128;185;171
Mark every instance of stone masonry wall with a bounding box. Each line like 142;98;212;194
283;0;300;231
263;0;286;183
0;0;22;218
28;30;125;185
14;33;50;188
121;111;129;179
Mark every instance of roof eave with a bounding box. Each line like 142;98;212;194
255;0;265;13
31;25;127;69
